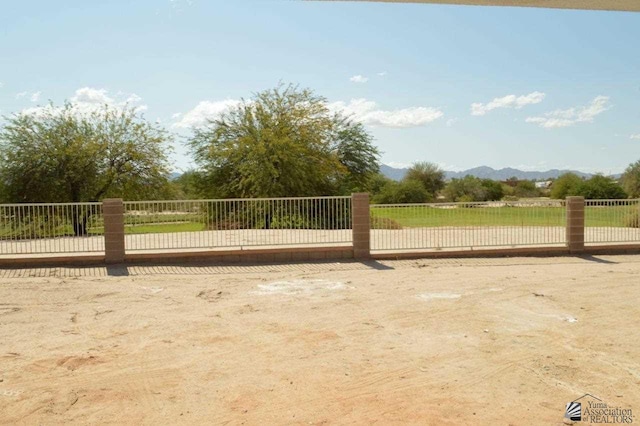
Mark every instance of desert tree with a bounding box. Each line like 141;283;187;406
188;84;380;198
403;161;445;197
0;103;172;234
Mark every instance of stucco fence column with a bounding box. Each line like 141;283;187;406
566;196;585;254
103;198;125;264
352;193;371;259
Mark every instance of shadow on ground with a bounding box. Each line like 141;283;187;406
0;254;638;278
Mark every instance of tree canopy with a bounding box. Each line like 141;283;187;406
403;162;445;196
575;175;627;199
621;160;640;198
188;84;380;198
373;179;431;204
551;173;626;199
0;103;172;203
443;176;504;202
550;173;583;199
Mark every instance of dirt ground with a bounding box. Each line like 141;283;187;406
1;255;639;425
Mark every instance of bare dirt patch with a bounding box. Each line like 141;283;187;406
1;256;639;425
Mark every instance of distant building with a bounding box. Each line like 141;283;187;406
535;180;552;189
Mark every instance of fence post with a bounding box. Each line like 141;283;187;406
352;193;371;259
103;198;125;264
566;196;585;254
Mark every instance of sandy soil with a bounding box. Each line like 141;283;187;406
0;256;639;425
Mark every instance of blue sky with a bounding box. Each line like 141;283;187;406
1;0;639;174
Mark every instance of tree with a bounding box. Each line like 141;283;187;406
443;176;487;202
0;103;172;234
480;179;504;201
551;173;626;199
550;173;583;199
373;179;431;204
621;160;640;198
171;170;207;200
575;175;626;199
188;84;380;198
513;180;539;198
403;162;445;197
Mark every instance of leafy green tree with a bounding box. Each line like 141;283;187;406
550;173;583;199
551;173;626;199
368;173;393;197
0;103;171;203
621;160;640;198
480;179;504;201
575;175;626;199
188;84;379;198
0;103;172;234
373;180;431;204
171;170;207;200
443;176;487;202
403;162;445;197
514;180;539;198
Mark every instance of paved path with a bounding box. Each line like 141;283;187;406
1;226;639;257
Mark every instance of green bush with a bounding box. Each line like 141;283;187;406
370;216;403;230
624;211;639;228
373;180;431;204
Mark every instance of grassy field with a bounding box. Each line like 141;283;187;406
371;205;639;228
120;205;638;232
1;204;638;238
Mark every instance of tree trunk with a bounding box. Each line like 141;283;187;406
71;206;90;236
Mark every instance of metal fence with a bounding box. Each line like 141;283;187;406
370;200;567;251
1;197;639;258
585;199;640;245
0;203;104;255
123;197;353;252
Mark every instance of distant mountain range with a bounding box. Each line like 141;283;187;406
171;166;616;183
380;164;602;181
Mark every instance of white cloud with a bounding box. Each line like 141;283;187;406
16;91;27;99
446;118;458;127
30;91;41;102
20;87;147;118
525;96;611;129
377;72;387;77
630;134;640;140
328;98;443;128
386;162;413;169
471;91;545;116
0;82;4;89
71;87;114;104
437;162;463;172
172;99;241;128
174;97;443;130
125;93;143;104
349;75;369;84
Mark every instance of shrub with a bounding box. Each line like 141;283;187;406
624;211;639;228
575;175;627;199
370;216;403;230
373;180;431;204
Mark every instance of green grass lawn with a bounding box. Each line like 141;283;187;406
124;222;205;234
371;205;639;228
1;205;638;238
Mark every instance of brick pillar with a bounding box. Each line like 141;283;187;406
103;198;125;264
566;196;585;253
352;193;371;260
